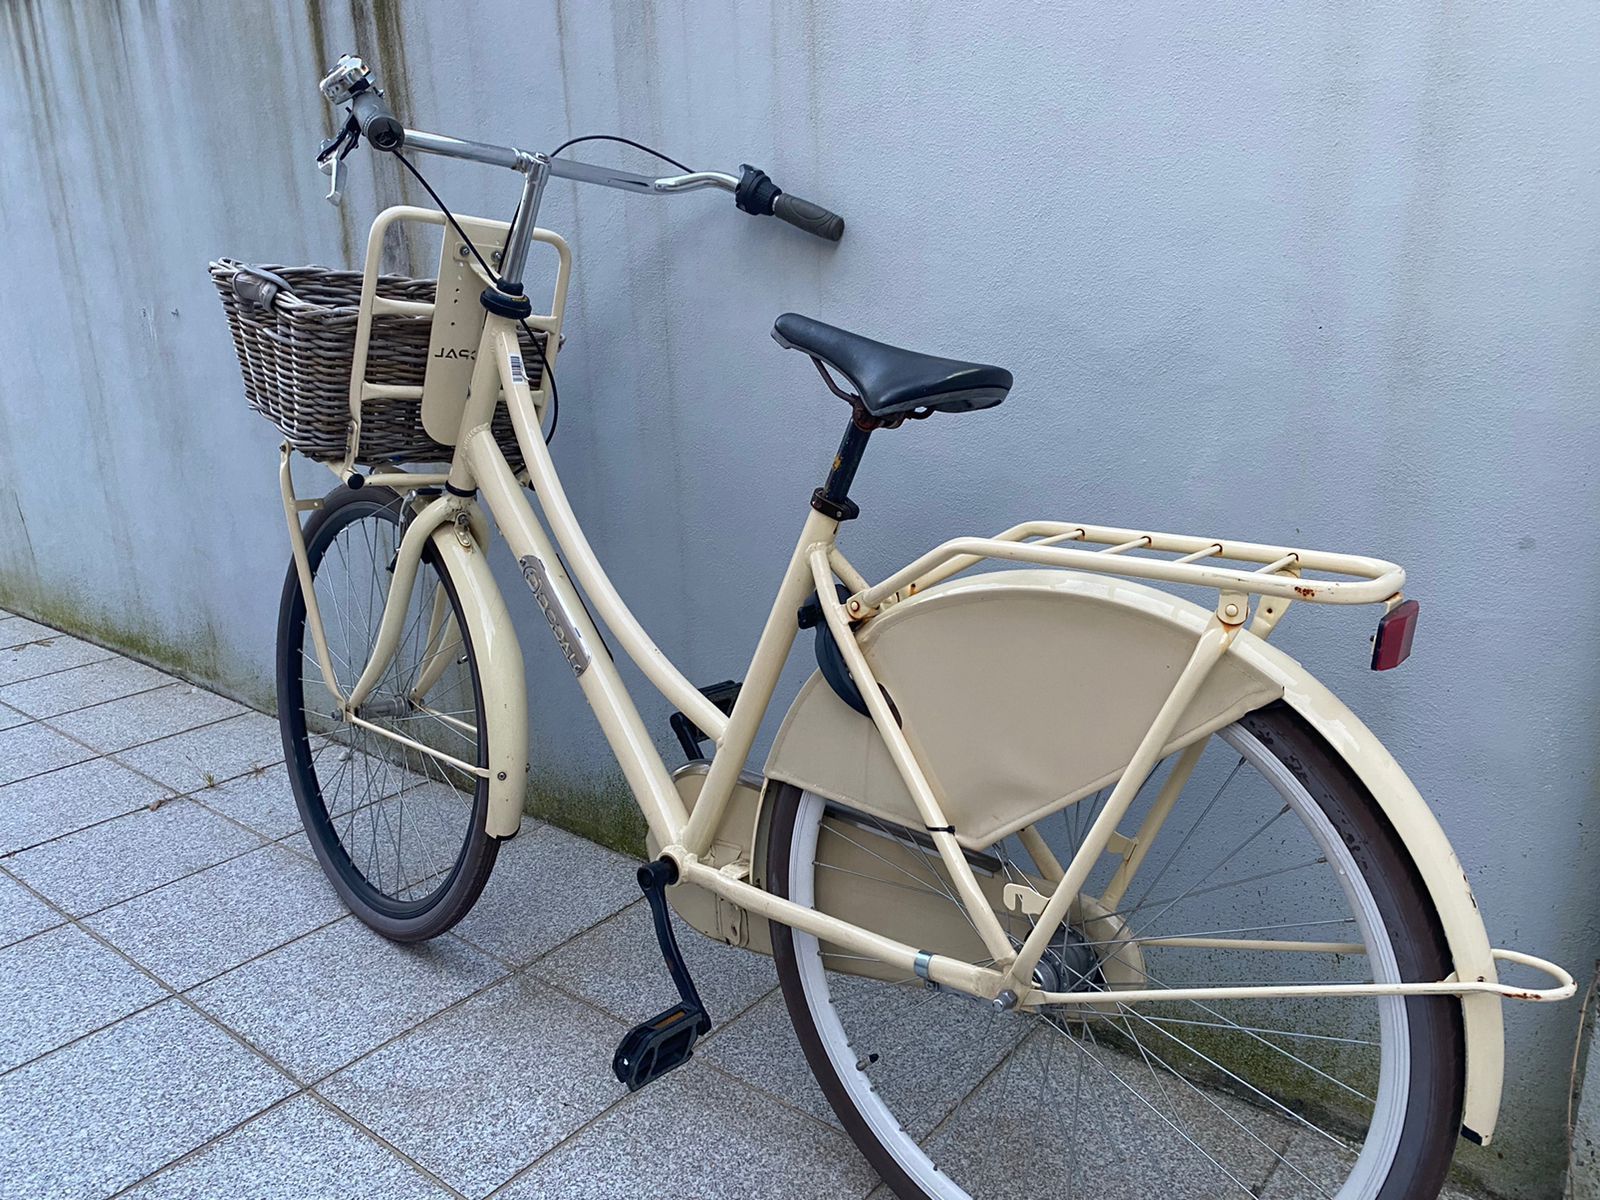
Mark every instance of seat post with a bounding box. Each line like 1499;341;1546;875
811;410;877;523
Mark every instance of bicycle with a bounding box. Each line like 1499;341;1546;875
214;54;1573;1200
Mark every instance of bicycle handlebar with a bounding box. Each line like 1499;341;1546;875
774;193;845;242
734;164;844;242
318;54;844;242
350;87;405;152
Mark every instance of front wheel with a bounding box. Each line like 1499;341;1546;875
767;703;1464;1200
277;485;498;942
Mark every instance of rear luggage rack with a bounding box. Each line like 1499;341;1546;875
849;520;1407;612
842;519;1412;658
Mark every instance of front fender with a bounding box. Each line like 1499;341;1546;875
427;526;529;839
763;567;1504;1142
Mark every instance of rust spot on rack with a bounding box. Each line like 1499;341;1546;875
1293;585;1318;598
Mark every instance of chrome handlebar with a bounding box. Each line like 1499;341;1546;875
316;54;839;260
397;128;738;195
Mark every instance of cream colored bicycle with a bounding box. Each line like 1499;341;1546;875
217;55;1573;1200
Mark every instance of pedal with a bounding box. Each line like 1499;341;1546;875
668;679;741;761
611;859;713;1091
613;1000;710;1092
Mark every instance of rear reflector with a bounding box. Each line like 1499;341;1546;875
1370;599;1420;671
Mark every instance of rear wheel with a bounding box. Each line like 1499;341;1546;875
277;485;497;942
768;704;1464;1199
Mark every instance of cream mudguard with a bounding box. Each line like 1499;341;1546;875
765;567;1508;1142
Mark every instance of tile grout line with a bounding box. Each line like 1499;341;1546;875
0;752;287;863
480;1077;646;1199
0;649;121;684
295;952;522;1090
0;676;191;725
0;707;262;810
47;706;258;774
1;638;871;1195
0;865;316;1090
101;1091;315;1200
409;958;795;1197
2;821;276;921
100;1086;473;1200
0;644;121;686
305;1090;474;1200
298;895;639;1092
697;1053;858;1141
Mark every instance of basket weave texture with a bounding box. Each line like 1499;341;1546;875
209;259;539;465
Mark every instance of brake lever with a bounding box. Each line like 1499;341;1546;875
315;117;361;207
318;152;346;206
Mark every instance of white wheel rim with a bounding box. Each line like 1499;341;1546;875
786;724;1411;1200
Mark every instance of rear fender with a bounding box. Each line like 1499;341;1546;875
763;568;1504;1142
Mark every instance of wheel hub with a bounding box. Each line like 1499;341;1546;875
1029;925;1103;996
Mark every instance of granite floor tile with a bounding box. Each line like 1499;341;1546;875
453;824;638;966
114;712;286;794
0;633;117;686
0;654;174;719
0;616;59;649
86;843;345;989
497;1059;878;1200
190;918;506;1081
277;828;316;859
0;923;167;1071
0;702;30;733
49;682;247;754
703;970;1031;1145
198;762;304;840
0;756;171;855
122;1094;451;1200
322;974;626;1197
926;1026;1292;1200
0;1000;293;1199
0;869;63;948
534;898;777;1027
0;720;97;786
699;987;838;1128
1258;1124;1481;1198
6;798;263;916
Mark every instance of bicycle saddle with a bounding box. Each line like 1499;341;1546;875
772;313;1012;419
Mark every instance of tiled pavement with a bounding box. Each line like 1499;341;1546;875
0;612;1493;1200
0;612;877;1199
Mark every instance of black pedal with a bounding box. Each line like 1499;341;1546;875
668;679;741;761
613;1001;710;1092
611;859;714;1091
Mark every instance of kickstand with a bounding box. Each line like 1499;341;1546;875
611;859;713;1091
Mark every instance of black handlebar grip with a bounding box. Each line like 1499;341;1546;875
773;192;845;242
350;87;405;152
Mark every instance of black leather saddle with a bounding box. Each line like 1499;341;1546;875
772;313;1012;419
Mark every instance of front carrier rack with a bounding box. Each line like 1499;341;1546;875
213;206;569;478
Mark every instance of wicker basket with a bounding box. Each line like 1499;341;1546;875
209;259;540;465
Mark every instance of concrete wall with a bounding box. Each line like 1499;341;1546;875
3;2;1597;1193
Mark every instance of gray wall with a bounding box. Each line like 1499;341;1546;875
3;2;1597;1194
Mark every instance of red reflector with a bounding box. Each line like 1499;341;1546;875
1371;599;1420;671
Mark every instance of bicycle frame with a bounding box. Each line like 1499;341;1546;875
281;247;1575;1019
277;92;1579;1042
249;79;1576;1155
